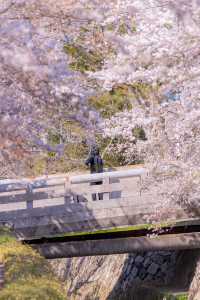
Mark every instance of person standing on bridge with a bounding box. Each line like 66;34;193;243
85;145;104;174
85;145;104;200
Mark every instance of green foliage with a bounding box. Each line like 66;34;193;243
79;26;90;33
0;232;66;300
96;136;124;167
164;22;173;29
63;43;103;73
163;294;188;300
89;82;156;118
132;126;147;140
0;228;15;245
31;156;47;176
106;22;115;31
131;20;137;33
89;84;133;118
0;277;66;300
130;81;153;100
65;142;88;160
63;120;86;140
103;143;127;166
48;151;56;158
24;120;90;176
118;22;128;35
105;19;137;34
48;131;61;146
97;136;140;167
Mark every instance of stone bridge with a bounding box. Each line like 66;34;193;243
0;166;200;294
0;166;199;258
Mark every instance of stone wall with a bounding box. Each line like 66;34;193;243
50;250;181;300
108;251;179;299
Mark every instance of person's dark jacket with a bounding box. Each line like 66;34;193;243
85;148;103;174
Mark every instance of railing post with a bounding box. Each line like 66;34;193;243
26;183;33;209
102;177;110;200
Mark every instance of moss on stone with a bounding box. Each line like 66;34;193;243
63;43;103;73
42;221;174;239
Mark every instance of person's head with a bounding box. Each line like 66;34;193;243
90;144;100;156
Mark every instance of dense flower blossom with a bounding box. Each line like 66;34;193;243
1;0;200;297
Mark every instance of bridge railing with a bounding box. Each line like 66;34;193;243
67;168;146;202
0;174;67;212
1;167;198;243
0;168;147;212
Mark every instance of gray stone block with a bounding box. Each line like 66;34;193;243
135;255;144;264
125;263;133;275
138;267;147;280
145;274;154;282
147;263;159;275
152;254;164;265
129;253;137;260
143;257;151;268
161;262;168;273
171;252;177;263
131;266;138;278
161;251;173;256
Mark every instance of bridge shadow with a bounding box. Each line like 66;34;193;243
107;250;182;300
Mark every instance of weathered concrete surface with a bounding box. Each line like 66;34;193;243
34;232;200;259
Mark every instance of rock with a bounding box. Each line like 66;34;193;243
147;263;159;275
161;262;168;273
145;274;154;282
125;263;133;276
152;254;164;265
143;257;151;268
131;266;138;278
135;255;145;264
138;267;147;280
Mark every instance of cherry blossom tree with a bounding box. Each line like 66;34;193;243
1;1;200;296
